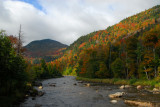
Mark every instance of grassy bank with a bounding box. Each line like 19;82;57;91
76;77;160;88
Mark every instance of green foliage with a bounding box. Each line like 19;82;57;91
111;58;124;78
96;62;110;78
129;78;137;85
63;67;73;75
0;31;28;106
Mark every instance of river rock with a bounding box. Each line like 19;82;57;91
86;83;90;87
39;86;43;89
153;88;159;91
125;100;153;107
109;92;125;98
35;104;42;107
78;81;83;83
125;85;131;88
49;84;56;87
120;85;125;89
152;88;160;94
120;85;131;89
32;97;35;100
34;82;42;86
25;94;29;98
74;83;77;85
137;85;143;90
110;100;118;104
38;91;44;96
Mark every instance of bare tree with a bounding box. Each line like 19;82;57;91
17;24;24;55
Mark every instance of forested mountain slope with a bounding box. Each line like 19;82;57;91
67;5;160;52
51;5;160;79
24;39;67;58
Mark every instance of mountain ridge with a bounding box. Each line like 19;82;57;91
24;39;67;58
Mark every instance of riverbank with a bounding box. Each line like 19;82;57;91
76;77;160;88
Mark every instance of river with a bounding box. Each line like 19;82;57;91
21;76;160;107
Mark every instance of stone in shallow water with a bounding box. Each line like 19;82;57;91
35;104;42;107
109;92;125;98
86;83;90;87
120;85;125;89
125;100;153;107
32;97;35;100
120;85;131;89
38;91;44;96
110;100;117;104
49;84;56;87
137;85;143;90
74;83;77;85
38;86;43;89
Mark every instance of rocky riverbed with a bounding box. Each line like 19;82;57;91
21;76;160;107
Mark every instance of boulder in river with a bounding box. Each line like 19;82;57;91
86;83;90;87
38;91;45;96
152;88;160;94
119;85;125;89
137;85;143;90
49;84;56;87
120;85;131;89
153;88;159;91
32;97;35;100
109;92;125;98
125;100;153;107
35;104;42;107
38;86;43;89
119;85;131;89
110;100;118;104
25;94;29;98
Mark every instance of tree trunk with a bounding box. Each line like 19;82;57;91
144;66;149;80
109;44;112;71
17;24;22;55
126;67;129;79
154;66;157;77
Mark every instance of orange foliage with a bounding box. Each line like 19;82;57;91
79;42;86;48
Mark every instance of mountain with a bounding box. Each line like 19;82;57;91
51;5;160;79
24;39;67;58
67;5;160;52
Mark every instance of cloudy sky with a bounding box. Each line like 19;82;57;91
0;0;160;45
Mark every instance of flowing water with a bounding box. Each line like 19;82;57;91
21;76;160;107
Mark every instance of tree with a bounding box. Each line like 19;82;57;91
96;62;110;78
126;36;138;78
0;31;27;97
17;24;22;55
111;58;124;78
8;25;26;55
40;59;49;78
143;30;158;79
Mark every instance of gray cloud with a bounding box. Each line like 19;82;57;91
0;0;160;45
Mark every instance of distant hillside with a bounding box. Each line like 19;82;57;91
67;5;160;52
51;5;160;79
24;39;67;58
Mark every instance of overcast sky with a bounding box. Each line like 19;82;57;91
0;0;160;45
